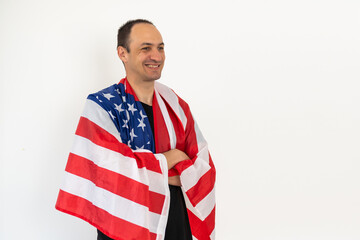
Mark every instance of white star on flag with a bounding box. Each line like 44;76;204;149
135;145;144;150
103;93;114;101
127;103;138;115
96;96;102;102
108;111;115;120
130;128;137;141
137;118;146;131
114;103;124;113
139;110;147;119
122;119;129;129
122;96;126;102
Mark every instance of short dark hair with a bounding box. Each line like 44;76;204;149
117;19;154;52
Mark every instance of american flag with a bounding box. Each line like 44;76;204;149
56;78;216;240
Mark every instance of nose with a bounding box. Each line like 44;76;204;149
150;49;163;62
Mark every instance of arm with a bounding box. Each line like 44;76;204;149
173;99;216;220
163;149;189;170
163;149;189;186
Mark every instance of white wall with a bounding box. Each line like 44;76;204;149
1;0;359;239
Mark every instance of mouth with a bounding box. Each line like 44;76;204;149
145;64;161;69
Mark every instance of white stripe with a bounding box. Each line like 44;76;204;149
133;148;153;153
154;153;170;240
181;186;214;221
82;99;122;143
183;189;215;224
182;187;199;219
194;186;215;219
60;172;160;233
154;89;176;149
155;82;187;130
194;119;209;163
71;135;166;195
180;158;211;192
178;104;187;131
183;187;216;230
210;228;216;240
180;118;211;191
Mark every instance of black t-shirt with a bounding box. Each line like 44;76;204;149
97;102;192;240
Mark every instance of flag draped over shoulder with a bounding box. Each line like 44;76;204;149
56;78;216;240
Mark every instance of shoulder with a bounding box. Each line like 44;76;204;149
84;83;127;133
88;84;120;102
155;82;193;129
155;82;190;111
86;84;125;111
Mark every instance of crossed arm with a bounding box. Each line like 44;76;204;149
163;149;189;186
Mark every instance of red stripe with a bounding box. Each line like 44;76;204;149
152;93;171;154
133;152;164;173
76;116;162;173
65;153;165;214
186;155;216;207
174;158;194;174
56;190;157;240
164;98;187;177
188;206;216;240
180;100;200;160
170;96;197;175
119;78;140;101
164;97;186;151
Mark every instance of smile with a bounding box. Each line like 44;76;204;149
145;64;160;68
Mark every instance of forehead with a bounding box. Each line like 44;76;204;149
129;23;163;46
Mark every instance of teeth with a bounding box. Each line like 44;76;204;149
147;65;159;68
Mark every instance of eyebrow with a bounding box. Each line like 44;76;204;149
140;42;165;46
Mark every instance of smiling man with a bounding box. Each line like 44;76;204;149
117;22;165;105
56;19;216;240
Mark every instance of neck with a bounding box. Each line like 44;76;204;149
126;76;155;106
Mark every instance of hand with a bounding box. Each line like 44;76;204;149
162;149;189;170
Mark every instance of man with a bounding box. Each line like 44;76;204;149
56;19;216;240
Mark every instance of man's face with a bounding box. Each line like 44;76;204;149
121;23;165;83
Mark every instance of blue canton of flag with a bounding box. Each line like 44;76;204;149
87;83;155;152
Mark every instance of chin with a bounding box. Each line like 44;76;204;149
146;75;162;81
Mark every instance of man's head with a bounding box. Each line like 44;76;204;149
117;19;165;83
117;19;154;52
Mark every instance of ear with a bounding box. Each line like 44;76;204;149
117;46;128;63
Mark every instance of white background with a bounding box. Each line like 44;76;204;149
1;0;360;239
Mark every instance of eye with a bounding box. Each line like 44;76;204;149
141;47;150;51
158;46;164;51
